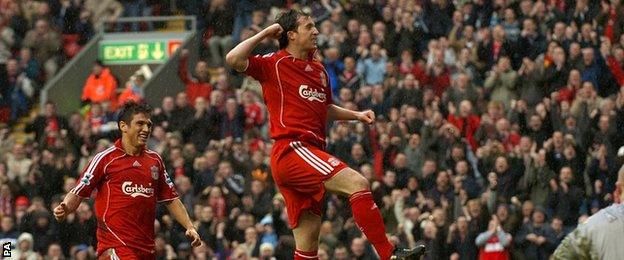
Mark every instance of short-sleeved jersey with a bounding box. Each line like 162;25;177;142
244;49;332;148
70;139;178;255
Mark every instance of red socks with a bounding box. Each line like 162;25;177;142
294;249;318;260
349;190;395;260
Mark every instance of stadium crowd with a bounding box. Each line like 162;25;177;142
2;0;624;259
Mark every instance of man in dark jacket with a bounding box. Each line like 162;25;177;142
516;208;558;260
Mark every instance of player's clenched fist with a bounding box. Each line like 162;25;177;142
357;110;375;124
186;228;202;247
264;23;284;39
54;202;68;221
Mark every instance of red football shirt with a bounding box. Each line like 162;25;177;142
70;139;178;254
244;50;333;148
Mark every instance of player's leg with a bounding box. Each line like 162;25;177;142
270;141;323;260
292;210;322;260
324;167;396;259
97;247;151;260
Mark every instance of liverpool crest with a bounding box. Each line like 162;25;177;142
150;166;159;180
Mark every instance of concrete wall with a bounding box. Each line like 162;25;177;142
41;34;103;115
142;32;199;108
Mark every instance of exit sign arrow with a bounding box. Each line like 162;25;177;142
99;39;182;65
152;42;164;60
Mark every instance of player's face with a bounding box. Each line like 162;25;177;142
293;16;319;51
121;113;153;147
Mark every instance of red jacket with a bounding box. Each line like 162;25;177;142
82;68;118;108
424;67;451;97
448;114;481;150
178;56;212;106
244;103;265;130
479;235;510;260
607;56;624;87
118;85;143;105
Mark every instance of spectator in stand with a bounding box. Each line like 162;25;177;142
519;18;546;60
204;0;234;67
0;215;18;245
446;216;477;260
475;216;512;260
4;143;32;186
170;92;195;134
245;10;275;56
22;19;60;79
484;56;517;109
605;44;624;86
25;101;69;146
548;166;584;228
219;98;245;140
448;100;481;150
516;207;557;260
82;0;123;30
184;96;220;151
178;49;212;106
116;0;147;32
152;96;174;130
81;60;118;108
323;47;344;98
17;48;40;83
53;0;80;34
74;9;95;45
85;102;116;138
5;58;34;122
356;43;387;86
241;90;264;130
0;13;15;74
521;149;556;209
118;74;146;104
13;233;37;260
339;56;362;93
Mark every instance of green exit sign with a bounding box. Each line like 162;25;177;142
99;40;181;64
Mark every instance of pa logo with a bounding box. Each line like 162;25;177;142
2;242;11;257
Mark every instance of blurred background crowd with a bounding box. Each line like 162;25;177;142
1;0;624;259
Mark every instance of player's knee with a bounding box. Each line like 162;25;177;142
294;228;320;251
351;174;370;192
297;238;319;251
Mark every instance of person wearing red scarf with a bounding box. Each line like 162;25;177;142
476;216;512;260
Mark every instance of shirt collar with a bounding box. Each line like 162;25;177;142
114;139;145;155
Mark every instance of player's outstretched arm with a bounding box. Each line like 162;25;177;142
54;192;83;222
226;23;283;72
165;198;202;247
327;104;375;124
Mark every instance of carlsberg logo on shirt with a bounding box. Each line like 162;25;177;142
122;181;154;198
299;85;326;102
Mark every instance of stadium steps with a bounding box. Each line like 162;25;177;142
10;107;38;144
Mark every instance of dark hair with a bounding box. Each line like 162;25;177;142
275;9;310;49
117;101;152;128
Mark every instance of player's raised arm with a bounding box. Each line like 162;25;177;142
226;23;283;72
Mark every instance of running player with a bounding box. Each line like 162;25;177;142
54;101;201;259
